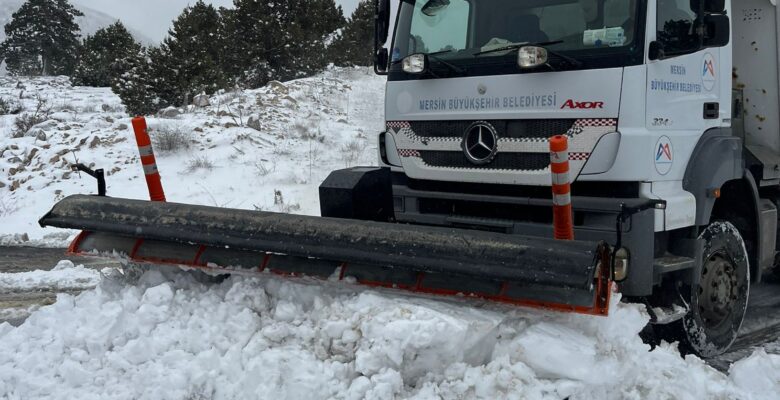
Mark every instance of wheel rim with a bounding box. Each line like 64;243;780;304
697;251;739;329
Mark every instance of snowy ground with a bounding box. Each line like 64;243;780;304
0;66;384;245
0;264;779;399
2;70;780;399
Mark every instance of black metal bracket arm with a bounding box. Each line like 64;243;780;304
611;200;666;280
71;163;106;196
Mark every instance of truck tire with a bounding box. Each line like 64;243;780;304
679;221;750;357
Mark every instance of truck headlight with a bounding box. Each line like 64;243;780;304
613;247;630;282
402;54;427;74
517;46;548;69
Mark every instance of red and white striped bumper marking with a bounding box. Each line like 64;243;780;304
397;149;421;158
569;152;591;161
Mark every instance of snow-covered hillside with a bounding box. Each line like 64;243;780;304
0;0;153;44
0;67;385;245
1;265;779;399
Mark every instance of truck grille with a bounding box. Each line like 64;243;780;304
420;151;550;171
409;119;577;140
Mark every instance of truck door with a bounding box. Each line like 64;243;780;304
646;0;728;180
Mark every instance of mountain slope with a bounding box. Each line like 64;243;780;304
0;0;153;44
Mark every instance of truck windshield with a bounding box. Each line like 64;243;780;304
390;0;645;78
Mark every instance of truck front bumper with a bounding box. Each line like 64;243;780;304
389;173;658;297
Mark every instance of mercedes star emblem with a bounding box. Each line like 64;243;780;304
462;122;498;165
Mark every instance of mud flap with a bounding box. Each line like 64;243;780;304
41;195;613;315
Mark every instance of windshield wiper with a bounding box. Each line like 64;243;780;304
392;49;466;76
473;40;583;70
473;40;563;56
427;50;466;75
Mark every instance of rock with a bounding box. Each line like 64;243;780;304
284;96;298;107
105;116;115;123
9;144;19;150
62;171;71;180
256;96;264;107
193;93;210;107
159;106;182;118
24;148;39;165
194;127;204;133
101;104;111;112
217;110;237;118
247;114;263;131
19;233;29;242
10;180;20;191
224;122;239;129
31;120;57;131
0;181;4;188
89;136;101;149
34;130;47;141
268;80;289;95
49;155;61;164
8;157;22;164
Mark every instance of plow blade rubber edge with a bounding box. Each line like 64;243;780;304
40;195;613;315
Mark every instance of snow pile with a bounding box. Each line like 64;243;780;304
0;67;385;245
729;349;780;398
0;260;101;292
2;267;778;399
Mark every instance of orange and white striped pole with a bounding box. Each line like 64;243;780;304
131;117;166;202
550;135;574;240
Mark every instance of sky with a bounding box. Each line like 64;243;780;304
71;0;362;43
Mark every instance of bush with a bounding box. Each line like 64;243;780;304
341;139;367;167
11;96;51;138
151;124;192;153
0;97;22;115
185;155;214;172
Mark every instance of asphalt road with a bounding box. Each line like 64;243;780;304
0;246;119;326
1;246;779;370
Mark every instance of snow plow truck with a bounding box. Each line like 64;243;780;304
40;0;780;356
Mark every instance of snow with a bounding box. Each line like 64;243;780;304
1;265;779;399
0;260;100;292
729;349;780;398
0;67;385;246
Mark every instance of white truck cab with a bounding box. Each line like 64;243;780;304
362;0;780;356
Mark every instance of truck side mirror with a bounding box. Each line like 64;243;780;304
704;0;726;13
690;0;726;13
703;14;730;48
374;0;391;75
648;41;666;61
375;48;389;74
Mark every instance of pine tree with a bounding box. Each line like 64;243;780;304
164;0;228;104
111;48;173;116
227;0;345;87
72;22;141;87
331;0;374;66
0;0;83;76
111;50;154;116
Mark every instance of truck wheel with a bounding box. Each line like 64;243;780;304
680;221;750;357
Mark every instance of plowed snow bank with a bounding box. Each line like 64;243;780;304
1;267;778;399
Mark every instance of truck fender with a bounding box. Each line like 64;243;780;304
682;128;744;226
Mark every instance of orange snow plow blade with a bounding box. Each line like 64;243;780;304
41;195;613;316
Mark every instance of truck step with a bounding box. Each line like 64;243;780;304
654;256;696;275
649;304;689;324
